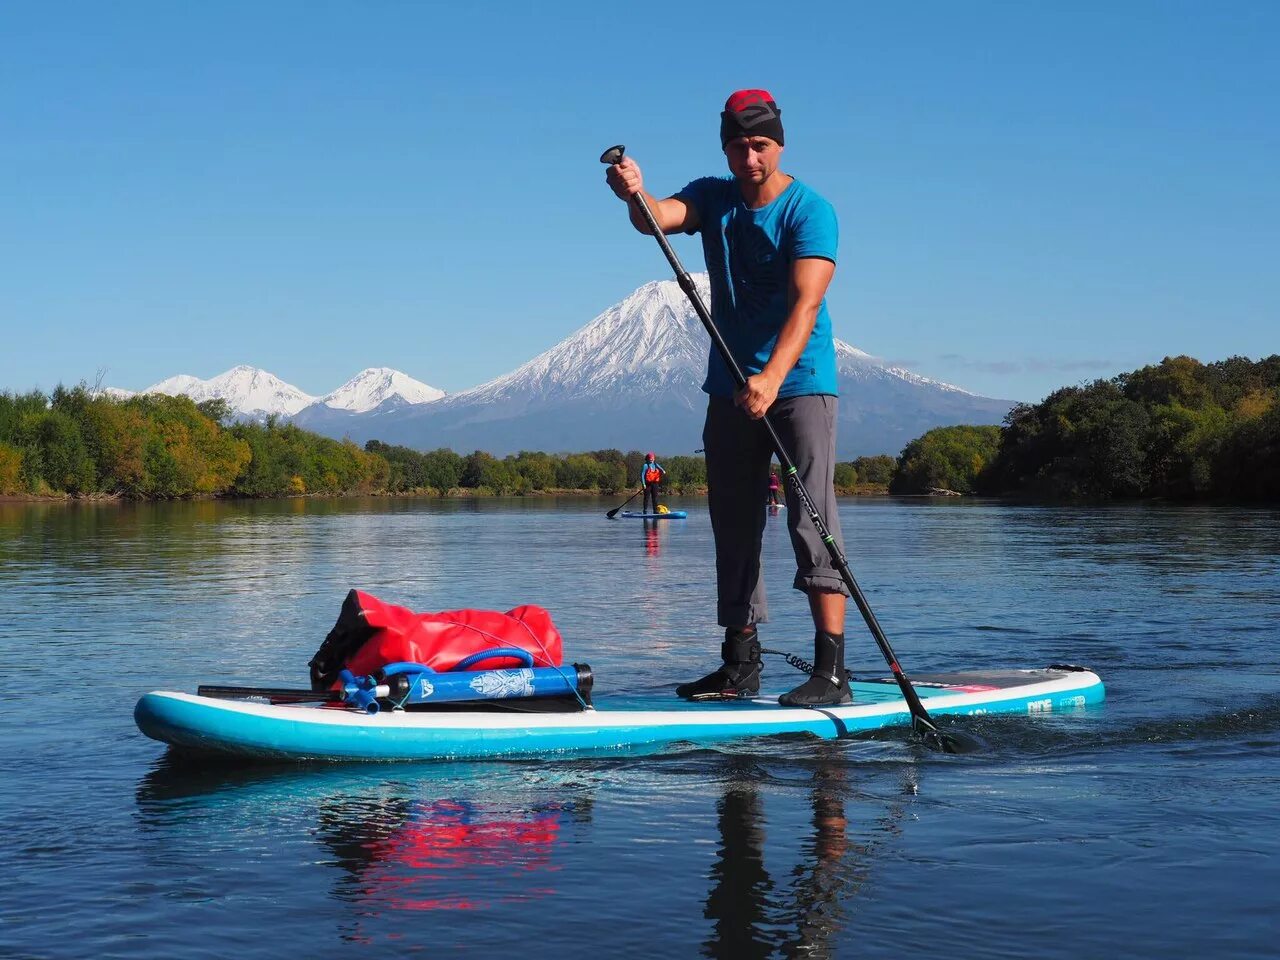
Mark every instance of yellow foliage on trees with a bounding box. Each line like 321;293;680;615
83;400;148;493
1235;390;1275;421
0;443;22;494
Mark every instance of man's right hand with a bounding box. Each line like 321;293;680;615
605;157;698;235
606;157;644;201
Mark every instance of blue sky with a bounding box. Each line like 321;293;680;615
3;1;1276;403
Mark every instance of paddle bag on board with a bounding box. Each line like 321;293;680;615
308;589;564;691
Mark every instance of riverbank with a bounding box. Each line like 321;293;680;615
0;483;894;504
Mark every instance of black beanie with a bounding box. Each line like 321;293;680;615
720;89;785;147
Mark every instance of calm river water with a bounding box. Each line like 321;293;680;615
1;497;1277;958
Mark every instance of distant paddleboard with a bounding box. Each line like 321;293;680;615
615;511;687;520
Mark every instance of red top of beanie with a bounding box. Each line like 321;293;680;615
725;89;775;113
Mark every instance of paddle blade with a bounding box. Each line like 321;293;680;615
607;487;644;518
916;719;987;754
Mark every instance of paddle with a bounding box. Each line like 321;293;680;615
607;486;644;519
198;684;341;703
600;145;980;754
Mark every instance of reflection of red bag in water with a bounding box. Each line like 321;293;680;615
308;589;563;690
348;800;566;913
376;800;561;871
315;796;576;919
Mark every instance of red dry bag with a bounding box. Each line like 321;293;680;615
308;589;563;691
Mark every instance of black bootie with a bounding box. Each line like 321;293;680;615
778;631;851;707
675;627;762;700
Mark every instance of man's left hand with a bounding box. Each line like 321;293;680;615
735;372;781;420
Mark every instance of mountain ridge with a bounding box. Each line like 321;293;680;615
101;276;1016;456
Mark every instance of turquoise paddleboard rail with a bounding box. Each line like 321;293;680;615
136;668;1104;762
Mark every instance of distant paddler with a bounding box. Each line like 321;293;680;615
642;452;667;514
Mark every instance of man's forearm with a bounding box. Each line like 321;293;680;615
627;190;664;235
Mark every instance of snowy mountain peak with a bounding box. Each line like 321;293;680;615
447;274;974;407
146;366;317;417
320;367;445;412
359;275;1013;457
448;275;713;406
147;374;205;395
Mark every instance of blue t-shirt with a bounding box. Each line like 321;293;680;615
675;175;839;398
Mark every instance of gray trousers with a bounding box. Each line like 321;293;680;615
703;394;850;628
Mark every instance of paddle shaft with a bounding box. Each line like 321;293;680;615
197;684;340;703
601;146;944;742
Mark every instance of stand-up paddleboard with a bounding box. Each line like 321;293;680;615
615;510;687;519
135;666;1103;762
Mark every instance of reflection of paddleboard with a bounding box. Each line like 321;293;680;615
135;666;1103;762
767;503;785;510
616;511;687;520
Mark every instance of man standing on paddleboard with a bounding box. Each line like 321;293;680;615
605;89;851;707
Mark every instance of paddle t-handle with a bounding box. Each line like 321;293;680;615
600;144;626;166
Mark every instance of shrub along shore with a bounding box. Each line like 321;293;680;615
890;355;1279;499
3;355;1276;503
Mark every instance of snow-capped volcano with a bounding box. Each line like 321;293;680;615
451;276;979;409
319;367;445;412
456;278;709;407
355;275;1014;457
146;366;316;418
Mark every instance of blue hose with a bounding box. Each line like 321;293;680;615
452;647;536;670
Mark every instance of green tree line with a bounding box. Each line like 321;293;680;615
887;356;1280;499
366;442;713;496
0;387;388;498
0;386;737;499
